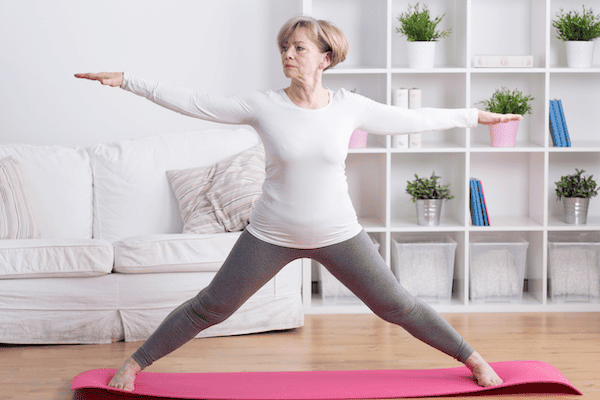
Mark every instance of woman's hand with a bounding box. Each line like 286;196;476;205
74;72;124;87
478;110;523;125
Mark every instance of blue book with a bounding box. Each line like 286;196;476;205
557;99;571;147
469;179;477;225
470;179;483;226
548;100;563;147
476;180;489;226
550;100;566;147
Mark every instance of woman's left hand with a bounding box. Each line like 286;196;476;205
478;110;523;125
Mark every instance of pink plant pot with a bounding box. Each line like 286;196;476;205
349;129;368;148
489;120;520;147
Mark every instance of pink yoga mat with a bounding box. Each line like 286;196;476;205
72;360;581;399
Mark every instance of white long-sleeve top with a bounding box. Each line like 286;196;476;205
121;73;478;248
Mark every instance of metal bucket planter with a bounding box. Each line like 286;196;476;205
563;197;590;224
416;199;444;226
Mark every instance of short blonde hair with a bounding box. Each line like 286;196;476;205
277;15;349;71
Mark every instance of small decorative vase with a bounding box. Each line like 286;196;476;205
562;197;590;224
416;199;444;226
407;41;436;68
349;129;368;148
566;41;595;68
489;120;520;147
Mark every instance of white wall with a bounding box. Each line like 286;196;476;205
0;0;300;146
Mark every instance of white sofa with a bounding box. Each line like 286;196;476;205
0;128;303;344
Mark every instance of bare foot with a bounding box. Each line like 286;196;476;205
464;351;503;387
108;356;142;392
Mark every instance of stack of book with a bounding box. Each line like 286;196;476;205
470;178;490;226
549;99;571;147
392;88;422;149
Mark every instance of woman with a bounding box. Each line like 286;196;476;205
76;16;520;392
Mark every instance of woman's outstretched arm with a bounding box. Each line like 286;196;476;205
74;72;261;126
353;94;523;135
74;72;124;87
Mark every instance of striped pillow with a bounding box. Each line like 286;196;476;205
166;145;265;234
0;157;41;239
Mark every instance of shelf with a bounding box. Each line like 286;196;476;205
471;68;546;74
390;67;467;74
302;0;600;314
548;216;600;230
469;143;545;152
549;68;600;73
469;216;544;231
358;217;387;231
548;142;600;152
390;216;465;231
391;141;466;152
326;67;388;74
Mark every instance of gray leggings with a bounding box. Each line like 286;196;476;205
131;229;474;369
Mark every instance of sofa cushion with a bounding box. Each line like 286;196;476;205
113;232;242;273
0;239;114;279
166;144;265;234
0;157;41;240
0;144;93;239
90;128;260;243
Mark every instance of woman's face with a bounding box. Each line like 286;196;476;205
281;27;331;81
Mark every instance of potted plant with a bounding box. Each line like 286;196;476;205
555;168;598;224
396;3;451;68
478;87;534;147
406;172;454;226
553;6;600;68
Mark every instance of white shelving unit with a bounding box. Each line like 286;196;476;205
300;0;600;314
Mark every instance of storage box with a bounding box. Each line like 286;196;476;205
469;236;528;303
391;236;457;304
316;236;380;305
548;232;600;303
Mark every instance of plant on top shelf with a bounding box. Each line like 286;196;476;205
553;6;600;42
396;3;451;42
478;87;534;147
396;3;451;68
553;6;600;67
555;169;599;200
406;172;454;202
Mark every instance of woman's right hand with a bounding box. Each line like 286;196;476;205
74;72;124;87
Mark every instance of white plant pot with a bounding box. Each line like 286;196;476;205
566;41;595;68
407;41;436;68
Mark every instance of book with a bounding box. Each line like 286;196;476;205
392;89;409;149
549;100;566;147
556;99;571;147
480;182;491;226
470;179;483;226
548;100;563;147
476;180;489;226
409;88;422;148
473;55;533;68
469;178;490;226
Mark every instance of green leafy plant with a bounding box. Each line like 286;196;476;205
555;169;599;200
478;87;534;115
406;172;454;202
396;3;451;42
553;6;600;41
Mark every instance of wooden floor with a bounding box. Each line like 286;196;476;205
1;312;598;400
